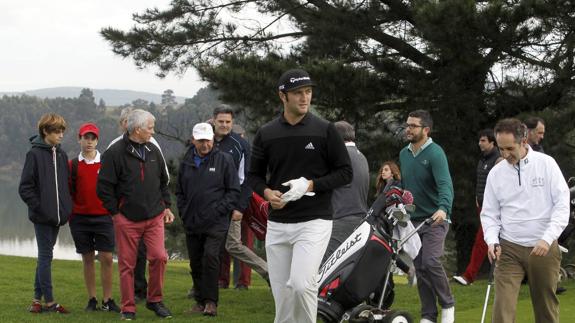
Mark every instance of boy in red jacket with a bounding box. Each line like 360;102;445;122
69;123;120;313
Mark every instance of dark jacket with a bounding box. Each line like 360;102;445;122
476;147;501;205
214;132;251;212
97;133;171;222
176;147;240;234
19;135;72;226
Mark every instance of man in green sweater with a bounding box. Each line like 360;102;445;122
399;110;455;323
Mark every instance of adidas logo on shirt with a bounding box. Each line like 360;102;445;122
305;142;315;150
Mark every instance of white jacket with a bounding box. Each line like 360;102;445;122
481;147;569;247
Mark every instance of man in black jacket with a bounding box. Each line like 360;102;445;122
177;122;240;317
97;109;174;320
249;69;352;323
19;113;72;314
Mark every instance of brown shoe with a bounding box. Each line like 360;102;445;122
203;301;217;316
185;303;205;314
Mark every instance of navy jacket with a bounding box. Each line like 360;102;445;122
214;132;251;212
476;147;500;205
97;134;171;222
176;147;240;234
19;135;72;226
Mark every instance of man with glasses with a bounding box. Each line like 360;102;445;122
399;110;455;323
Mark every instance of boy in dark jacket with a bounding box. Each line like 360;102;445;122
69;123;120;313
176;122;240;316
19;113;72;314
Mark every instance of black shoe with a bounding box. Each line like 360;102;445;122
557;286;567;295
85;298;99;311
146;301;173;319
121;312;136;320
102;298;121;313
235;284;249;290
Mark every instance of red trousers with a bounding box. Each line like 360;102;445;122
219;218;254;287
462;206;488;283
113;213;167;313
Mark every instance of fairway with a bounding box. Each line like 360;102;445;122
1;255;573;322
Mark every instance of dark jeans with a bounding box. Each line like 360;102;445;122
134;239;147;297
322;215;363;263
33;223;60;303
187;230;227;304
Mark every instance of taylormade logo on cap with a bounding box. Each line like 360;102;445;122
290;76;311;83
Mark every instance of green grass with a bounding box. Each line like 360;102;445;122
1;255;574;322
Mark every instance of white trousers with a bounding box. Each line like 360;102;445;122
266;218;332;323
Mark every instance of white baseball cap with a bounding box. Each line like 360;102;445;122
193;122;214;140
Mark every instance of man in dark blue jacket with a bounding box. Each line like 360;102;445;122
19;113;72;314
177;122;240;317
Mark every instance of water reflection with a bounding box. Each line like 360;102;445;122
0;236;81;260
0;178;80;260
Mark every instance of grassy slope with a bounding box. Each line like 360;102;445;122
1;255;574;322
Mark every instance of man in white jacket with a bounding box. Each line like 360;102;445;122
481;118;569;323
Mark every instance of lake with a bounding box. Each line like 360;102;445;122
0;178;81;260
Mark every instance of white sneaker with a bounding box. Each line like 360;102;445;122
420;319;435;323
453;275;468;286
441;306;455;323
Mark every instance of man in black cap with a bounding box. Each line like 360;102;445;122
249;69;352;323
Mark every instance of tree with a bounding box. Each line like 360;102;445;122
131;98;150;109
102;0;575;271
161;89;177;106
98;98;106;111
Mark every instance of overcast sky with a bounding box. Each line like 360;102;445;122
0;0;205;98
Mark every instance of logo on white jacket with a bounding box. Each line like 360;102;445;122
305;142;315;150
531;177;544;187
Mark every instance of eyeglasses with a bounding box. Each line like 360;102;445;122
404;123;424;129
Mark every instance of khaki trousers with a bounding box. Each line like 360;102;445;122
493;239;561;323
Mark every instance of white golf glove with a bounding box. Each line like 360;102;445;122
281;177;315;203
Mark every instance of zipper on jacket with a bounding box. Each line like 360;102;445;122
53;146;61;224
513;161;521;186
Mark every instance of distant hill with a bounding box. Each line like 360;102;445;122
0;87;188;106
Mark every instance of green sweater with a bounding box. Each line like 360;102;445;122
399;141;454;220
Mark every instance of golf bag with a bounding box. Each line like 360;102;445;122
244;192;269;240
317;187;417;323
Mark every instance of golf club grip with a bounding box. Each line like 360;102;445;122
396;257;410;274
488;243;500;283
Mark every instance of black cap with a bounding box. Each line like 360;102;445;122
277;69;315;92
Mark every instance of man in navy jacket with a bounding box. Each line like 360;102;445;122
177;122;240;316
